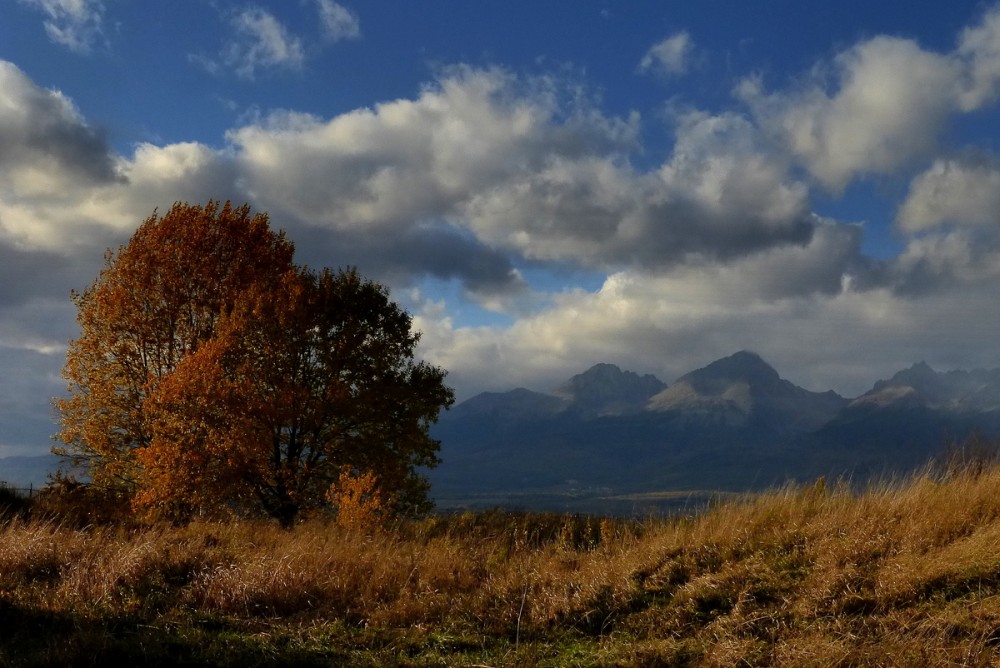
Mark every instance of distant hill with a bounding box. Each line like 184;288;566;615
429;352;1000;513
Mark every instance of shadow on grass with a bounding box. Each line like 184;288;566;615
0;599;349;667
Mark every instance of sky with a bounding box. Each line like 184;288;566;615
2;0;1000;457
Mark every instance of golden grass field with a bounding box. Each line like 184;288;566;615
4;461;1000;666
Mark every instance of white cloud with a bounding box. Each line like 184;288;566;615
227;67;636;231
212;8;306;80
0;54;981;311
657;111;809;229
0;61;125;249
412;231;895;400
956;5;1000;109
898;159;1000;232
416;224;1000;402
194;3;360;78
0;61;117;185
739;37;957;191
223;68;640;295
257;69;806;266
226;68;824;278
737;5;1000;193
6;19;1000;421
19;0;105;53
463;109;814;268
886;229;1000;296
315;0;360;42
0;68;244;250
639;31;693;76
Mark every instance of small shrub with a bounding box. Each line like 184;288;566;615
327;465;388;530
30;478;134;527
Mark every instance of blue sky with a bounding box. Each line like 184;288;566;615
2;0;1000;457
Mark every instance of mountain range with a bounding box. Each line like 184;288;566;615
5;351;1000;514
428;351;1000;513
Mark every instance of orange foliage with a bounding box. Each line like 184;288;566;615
58;201;453;527
327;465;388;530
56;201;294;494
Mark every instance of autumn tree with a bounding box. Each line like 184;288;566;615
57;201;453;525
136;268;453;526
56;201;295;497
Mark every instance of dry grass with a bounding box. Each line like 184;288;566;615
5;466;1000;665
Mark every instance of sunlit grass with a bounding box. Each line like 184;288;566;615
4;463;1000;665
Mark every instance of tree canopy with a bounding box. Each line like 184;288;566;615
56;201;453;525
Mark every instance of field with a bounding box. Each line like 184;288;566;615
4;461;1000;666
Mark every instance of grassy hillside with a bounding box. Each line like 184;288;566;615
4;463;1000;666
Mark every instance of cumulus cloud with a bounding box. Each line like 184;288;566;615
7;0;1000;434
957;5;1000;109
0;62;119;189
739;37;957;191
315;0;360;42
0;61;125;251
228;68;634;229
463;111;815;268
0;62;839;304
414;224;1000;402
413;231;889;400
229;68;823;277
898;158;1000;232
639;31;693;76
19;0;106;53
0;57;836;309
738;6;1000;192
890;154;1000;296
227;68;642;274
652;111;812;253
883;230;1000;297
0;51;980;315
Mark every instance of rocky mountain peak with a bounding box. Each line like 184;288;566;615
648;351;845;431
874;361;940;392
855;362;1000;412
555;363;666;416
687;351;780;387
858;361;954;409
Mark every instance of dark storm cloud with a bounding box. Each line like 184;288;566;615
0;62;120;185
290;222;526;300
